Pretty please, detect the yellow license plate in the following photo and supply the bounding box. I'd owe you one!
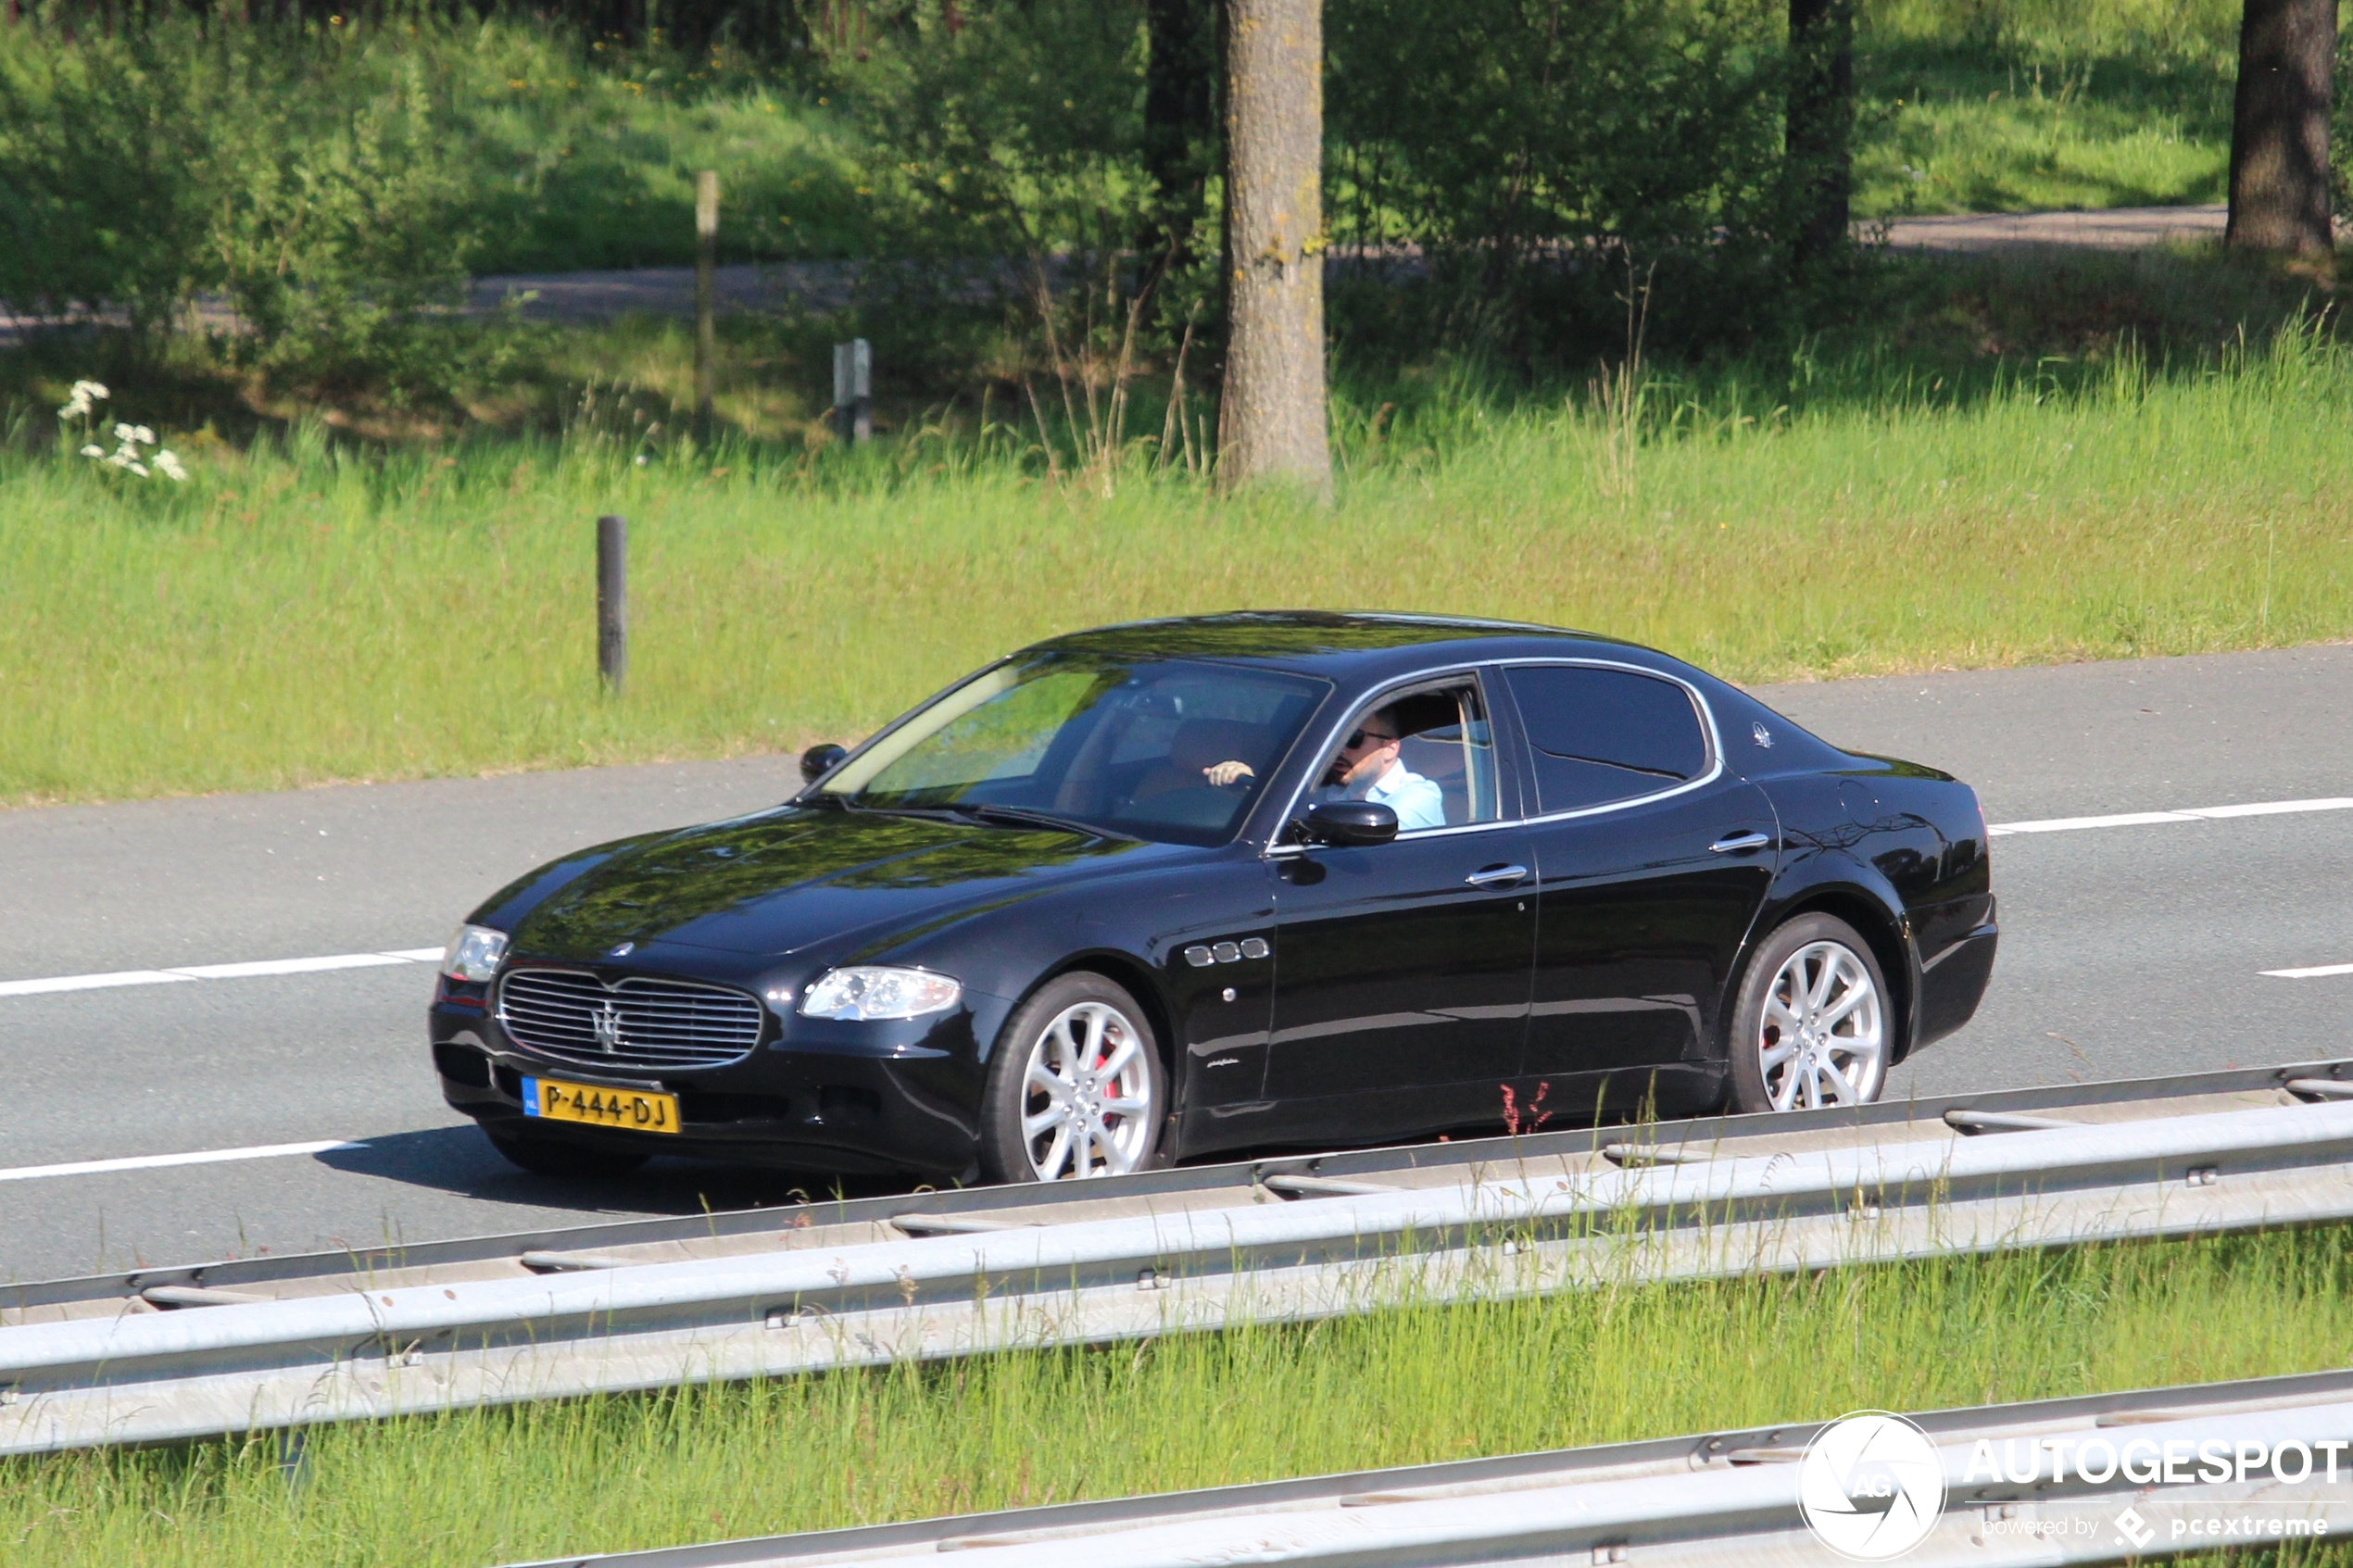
[522,1074,680,1135]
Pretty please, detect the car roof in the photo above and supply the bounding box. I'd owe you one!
[1026,610,1676,684]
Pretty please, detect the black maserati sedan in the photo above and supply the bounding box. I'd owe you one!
[430,612,1996,1185]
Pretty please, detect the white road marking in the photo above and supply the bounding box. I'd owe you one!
[0,1138,368,1184]
[2261,962,2353,980]
[0,947,444,999]
[1990,797,2353,836]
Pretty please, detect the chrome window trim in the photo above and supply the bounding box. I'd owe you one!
[1495,657,1725,825]
[1262,655,1725,858]
[1263,661,1499,859]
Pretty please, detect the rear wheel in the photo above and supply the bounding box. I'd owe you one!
[978,972,1168,1184]
[1727,914,1892,1113]
[483,1125,651,1180]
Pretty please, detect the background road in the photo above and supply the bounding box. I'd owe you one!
[3,644,2347,1284]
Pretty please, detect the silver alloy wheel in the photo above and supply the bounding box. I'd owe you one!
[1019,999,1156,1179]
[1756,939,1886,1110]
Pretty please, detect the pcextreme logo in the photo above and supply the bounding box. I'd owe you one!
[1797,1411,1947,1561]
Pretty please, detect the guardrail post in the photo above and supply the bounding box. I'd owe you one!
[833,337,871,445]
[598,514,627,695]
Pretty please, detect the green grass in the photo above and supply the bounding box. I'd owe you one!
[1853,45,2231,218]
[1852,0,2238,218]
[7,264,2352,808]
[442,32,875,273]
[6,1228,2353,1565]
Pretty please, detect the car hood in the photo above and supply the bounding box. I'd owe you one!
[508,806,1159,961]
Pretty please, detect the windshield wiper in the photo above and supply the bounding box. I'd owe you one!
[943,803,1138,841]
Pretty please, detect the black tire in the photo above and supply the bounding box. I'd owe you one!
[483,1124,652,1180]
[978,972,1170,1184]
[1726,913,1894,1114]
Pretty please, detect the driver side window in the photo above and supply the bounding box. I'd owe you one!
[1312,681,1500,834]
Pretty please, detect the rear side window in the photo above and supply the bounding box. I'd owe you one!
[1503,664,1710,814]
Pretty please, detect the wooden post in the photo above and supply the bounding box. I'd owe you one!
[694,170,719,422]
[597,515,627,695]
[833,338,872,445]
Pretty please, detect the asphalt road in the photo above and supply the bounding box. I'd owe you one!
[2,644,2348,1284]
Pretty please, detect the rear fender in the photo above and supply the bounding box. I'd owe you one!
[1723,856,1920,1066]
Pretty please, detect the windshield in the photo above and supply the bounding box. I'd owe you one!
[819,655,1329,847]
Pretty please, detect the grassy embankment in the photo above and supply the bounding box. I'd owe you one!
[6,1228,2353,1566]
[1853,0,2237,218]
[6,280,2351,808]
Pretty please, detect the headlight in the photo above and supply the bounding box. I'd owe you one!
[798,966,962,1022]
[441,924,509,984]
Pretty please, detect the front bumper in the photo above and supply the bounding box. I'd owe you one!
[429,981,990,1176]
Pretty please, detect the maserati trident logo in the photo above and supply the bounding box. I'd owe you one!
[591,998,624,1055]
[609,941,635,958]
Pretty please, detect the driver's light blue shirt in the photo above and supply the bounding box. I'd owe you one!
[1315,762,1446,833]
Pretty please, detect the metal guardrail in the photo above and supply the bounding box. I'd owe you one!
[497,1367,2353,1568]
[4,1059,2353,1455]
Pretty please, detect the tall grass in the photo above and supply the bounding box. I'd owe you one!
[5,1226,2353,1565]
[7,318,2353,807]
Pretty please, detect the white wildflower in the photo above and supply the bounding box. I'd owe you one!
[76,393,182,480]
[57,380,108,420]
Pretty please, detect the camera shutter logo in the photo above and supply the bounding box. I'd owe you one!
[1797,1411,1946,1561]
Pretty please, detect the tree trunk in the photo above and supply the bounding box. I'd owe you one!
[2227,0,2336,260]
[1785,0,1855,283]
[1218,0,1330,494]
[1142,0,1217,267]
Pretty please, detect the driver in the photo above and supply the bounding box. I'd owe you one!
[1305,707,1444,831]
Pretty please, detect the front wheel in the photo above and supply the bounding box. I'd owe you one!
[1726,914,1892,1113]
[978,973,1167,1184]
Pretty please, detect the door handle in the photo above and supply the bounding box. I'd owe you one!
[1466,863,1529,889]
[1709,831,1773,855]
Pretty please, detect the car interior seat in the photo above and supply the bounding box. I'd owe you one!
[1399,730,1469,825]
[1131,718,1268,805]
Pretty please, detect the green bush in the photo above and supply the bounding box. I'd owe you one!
[0,22,479,395]
[1325,0,1790,364]
[0,19,874,400]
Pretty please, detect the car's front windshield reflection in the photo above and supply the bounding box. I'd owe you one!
[818,655,1329,847]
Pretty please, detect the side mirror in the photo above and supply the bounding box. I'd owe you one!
[1299,800,1399,847]
[799,743,848,784]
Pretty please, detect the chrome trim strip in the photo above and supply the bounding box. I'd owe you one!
[1493,657,1726,826]
[1262,656,1730,857]
[1262,661,1493,857]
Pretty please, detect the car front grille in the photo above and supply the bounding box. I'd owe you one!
[497,968,764,1073]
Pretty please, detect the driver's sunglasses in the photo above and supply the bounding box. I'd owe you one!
[1345,727,1398,749]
